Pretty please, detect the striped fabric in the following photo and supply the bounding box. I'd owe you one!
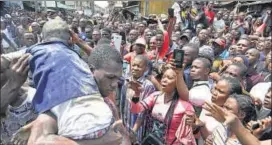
[120,75,156,143]
[212,123,242,145]
[72,118,114,140]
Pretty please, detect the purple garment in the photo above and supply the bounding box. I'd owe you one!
[26,41,99,113]
[259,52,265,61]
[246,72,265,92]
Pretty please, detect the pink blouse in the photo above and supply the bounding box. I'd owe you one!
[131,91,196,145]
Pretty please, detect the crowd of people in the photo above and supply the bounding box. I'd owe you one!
[1,1,271,145]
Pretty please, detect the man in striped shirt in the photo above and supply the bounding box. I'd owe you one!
[120,55,156,144]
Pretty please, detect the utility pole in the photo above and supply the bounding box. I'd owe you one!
[90,0,95,17]
[144,0,148,16]
[55,1,58,10]
[34,1,38,12]
[44,1,47,11]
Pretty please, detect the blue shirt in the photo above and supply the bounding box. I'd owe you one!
[219,49,229,60]
[26,41,99,113]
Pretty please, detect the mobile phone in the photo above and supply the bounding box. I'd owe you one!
[251,123,260,130]
[173,49,184,68]
[168,8,174,18]
[131,97,140,103]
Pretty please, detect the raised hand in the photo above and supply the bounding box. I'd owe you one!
[203,101,238,126]
[247,116,272,138]
[168,58,185,74]
[128,81,143,96]
[69,29,82,44]
[7,53,31,88]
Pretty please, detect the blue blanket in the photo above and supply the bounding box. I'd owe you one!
[26,41,99,113]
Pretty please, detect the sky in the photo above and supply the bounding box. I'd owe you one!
[94,1,108,8]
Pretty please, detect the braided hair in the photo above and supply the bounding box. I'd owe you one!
[230,94,257,125]
[164,89,179,142]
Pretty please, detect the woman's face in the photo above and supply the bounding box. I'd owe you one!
[223,98,242,120]
[161,69,177,93]
[211,80,231,106]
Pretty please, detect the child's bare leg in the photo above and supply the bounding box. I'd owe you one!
[12,121,35,145]
[28,113,58,145]
[12,112,58,145]
[34,134,78,145]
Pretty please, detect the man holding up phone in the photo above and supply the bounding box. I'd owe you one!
[120,55,156,144]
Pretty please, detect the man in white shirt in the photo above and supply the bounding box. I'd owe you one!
[250,82,271,104]
[189,57,212,116]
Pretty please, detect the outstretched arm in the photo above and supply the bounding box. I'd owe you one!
[70,30,93,56]
[203,102,270,145]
